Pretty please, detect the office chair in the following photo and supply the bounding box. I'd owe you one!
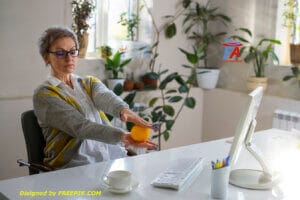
[17,110,137,175]
[17,110,53,175]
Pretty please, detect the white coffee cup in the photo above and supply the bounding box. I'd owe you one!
[106,170,132,190]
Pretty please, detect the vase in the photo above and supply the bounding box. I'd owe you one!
[78,32,89,58]
[196,68,220,89]
[290,44,300,66]
[246,77,268,91]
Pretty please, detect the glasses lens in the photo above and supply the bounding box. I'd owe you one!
[69,50,79,57]
[55,51,66,58]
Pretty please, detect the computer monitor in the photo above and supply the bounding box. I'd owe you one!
[228,86,280,190]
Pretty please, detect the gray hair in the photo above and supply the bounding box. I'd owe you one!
[38,26,79,57]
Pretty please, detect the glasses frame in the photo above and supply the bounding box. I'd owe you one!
[48,49,79,58]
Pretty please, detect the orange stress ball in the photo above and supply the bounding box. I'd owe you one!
[130,125,151,142]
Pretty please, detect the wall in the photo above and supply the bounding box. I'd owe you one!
[202,88,300,141]
[0,0,71,180]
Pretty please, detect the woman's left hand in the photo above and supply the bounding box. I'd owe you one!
[120,108,154,129]
[121,133,157,149]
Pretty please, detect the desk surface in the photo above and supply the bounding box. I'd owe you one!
[0,129,299,200]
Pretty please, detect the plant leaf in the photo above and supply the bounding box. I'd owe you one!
[123,90,136,105]
[185,97,196,108]
[168,96,183,103]
[165,23,177,39]
[163,130,170,141]
[113,83,123,95]
[149,97,158,107]
[163,105,175,116]
[166,120,175,130]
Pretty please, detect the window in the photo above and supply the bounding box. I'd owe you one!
[87,0,153,56]
[275,0,300,66]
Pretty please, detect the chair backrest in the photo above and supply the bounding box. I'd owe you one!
[21,110,45,175]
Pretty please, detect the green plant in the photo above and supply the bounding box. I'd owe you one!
[142,0,192,74]
[182,1,231,68]
[118,12,141,41]
[282,0,298,35]
[139,47,201,150]
[283,66,300,82]
[232,28,281,77]
[97,45,112,58]
[105,51,132,79]
[71,0,95,47]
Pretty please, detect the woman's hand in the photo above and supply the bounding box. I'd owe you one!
[121,133,157,149]
[120,108,154,129]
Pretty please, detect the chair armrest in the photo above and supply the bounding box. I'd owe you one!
[17,159,54,172]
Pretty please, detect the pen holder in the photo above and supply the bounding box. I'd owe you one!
[211,166,230,199]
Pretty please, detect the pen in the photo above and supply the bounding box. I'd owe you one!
[211,155,230,169]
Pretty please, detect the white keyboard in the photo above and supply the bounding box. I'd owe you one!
[151,156,204,190]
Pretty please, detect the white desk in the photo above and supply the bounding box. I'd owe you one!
[0,129,299,200]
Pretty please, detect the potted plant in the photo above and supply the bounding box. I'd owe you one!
[232,28,281,91]
[139,47,199,150]
[118,11,141,42]
[123,73,135,91]
[283,66,300,85]
[71,0,95,58]
[97,45,112,59]
[282,0,300,83]
[283,0,300,65]
[105,50,132,90]
[182,1,231,89]
[141,0,191,89]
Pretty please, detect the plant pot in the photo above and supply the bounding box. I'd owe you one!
[123,80,135,91]
[78,32,89,58]
[196,68,220,89]
[290,44,300,65]
[246,77,268,91]
[134,82,144,90]
[142,75,158,89]
[107,79,125,90]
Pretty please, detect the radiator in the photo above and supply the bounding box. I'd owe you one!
[272,109,300,131]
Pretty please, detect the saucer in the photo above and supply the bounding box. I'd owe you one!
[101,177,139,194]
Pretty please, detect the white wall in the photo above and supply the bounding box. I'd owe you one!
[0,0,73,180]
[202,88,300,141]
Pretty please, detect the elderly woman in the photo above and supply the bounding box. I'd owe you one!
[34,26,155,169]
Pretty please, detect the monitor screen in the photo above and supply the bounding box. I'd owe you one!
[228,86,263,166]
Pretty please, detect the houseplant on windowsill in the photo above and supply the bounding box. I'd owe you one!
[71,0,95,58]
[182,1,231,89]
[232,28,281,91]
[105,50,132,90]
[282,0,300,84]
[97,45,112,59]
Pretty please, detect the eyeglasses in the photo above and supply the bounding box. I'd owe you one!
[48,49,79,58]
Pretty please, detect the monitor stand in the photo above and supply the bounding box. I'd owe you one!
[229,120,281,190]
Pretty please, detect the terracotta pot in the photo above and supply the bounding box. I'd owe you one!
[134,82,144,90]
[123,80,135,91]
[142,76,158,89]
[246,77,268,91]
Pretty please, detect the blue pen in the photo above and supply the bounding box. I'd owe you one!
[225,155,230,166]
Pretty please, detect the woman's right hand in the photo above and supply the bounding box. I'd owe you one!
[121,133,157,149]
